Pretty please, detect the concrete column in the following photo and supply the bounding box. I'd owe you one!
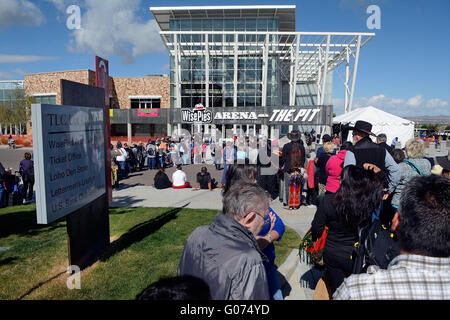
[127,121,132,144]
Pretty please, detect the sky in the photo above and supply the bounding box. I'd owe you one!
[0,0,449,117]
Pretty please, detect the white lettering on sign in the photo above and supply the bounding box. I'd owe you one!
[268,108,321,123]
[31,104,106,224]
[214,111,258,120]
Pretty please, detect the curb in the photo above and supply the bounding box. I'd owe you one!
[277,249,299,292]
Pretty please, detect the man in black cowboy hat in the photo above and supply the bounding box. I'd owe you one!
[343,120,401,200]
[280,130,307,207]
[436,153,450,179]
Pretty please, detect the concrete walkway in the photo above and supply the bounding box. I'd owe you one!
[111,183,319,300]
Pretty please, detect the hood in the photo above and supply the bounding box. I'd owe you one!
[336,149,347,161]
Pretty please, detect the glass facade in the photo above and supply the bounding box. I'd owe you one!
[169,17,280,109]
[0,81,25,104]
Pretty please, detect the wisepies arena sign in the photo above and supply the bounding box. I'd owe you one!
[179,106,332,126]
[181,105,213,123]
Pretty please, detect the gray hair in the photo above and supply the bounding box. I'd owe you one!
[377,133,387,142]
[405,138,425,159]
[223,183,269,221]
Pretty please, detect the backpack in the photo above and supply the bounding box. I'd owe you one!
[351,218,400,274]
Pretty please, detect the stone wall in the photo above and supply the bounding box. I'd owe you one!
[110,75,170,109]
[25,70,95,104]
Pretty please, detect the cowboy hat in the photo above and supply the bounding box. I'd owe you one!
[347,120,373,135]
[436,152,450,171]
[287,130,301,141]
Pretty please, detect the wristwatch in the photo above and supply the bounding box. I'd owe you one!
[266,233,273,243]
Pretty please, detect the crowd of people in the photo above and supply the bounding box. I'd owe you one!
[1,118,448,301]
[138,119,449,301]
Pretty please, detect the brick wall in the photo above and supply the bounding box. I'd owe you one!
[110,75,170,109]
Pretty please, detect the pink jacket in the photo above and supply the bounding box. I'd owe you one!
[325,150,347,193]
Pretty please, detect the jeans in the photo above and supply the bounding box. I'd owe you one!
[22,179,34,201]
[267,264,283,300]
[118,161,126,180]
[147,157,156,170]
[0,187,3,207]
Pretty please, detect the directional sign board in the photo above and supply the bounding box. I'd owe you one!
[32,103,106,224]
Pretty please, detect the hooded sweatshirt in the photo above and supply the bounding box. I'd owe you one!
[325,149,347,193]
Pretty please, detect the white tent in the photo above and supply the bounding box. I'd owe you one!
[333,106,415,148]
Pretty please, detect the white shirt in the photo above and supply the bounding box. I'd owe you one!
[172,169,187,187]
[116,148,127,162]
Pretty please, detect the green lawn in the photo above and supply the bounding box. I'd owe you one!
[0,204,300,300]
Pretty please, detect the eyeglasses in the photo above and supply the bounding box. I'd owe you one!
[246,208,269,222]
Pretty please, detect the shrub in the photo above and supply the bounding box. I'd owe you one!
[0,138,7,145]
[23,140,31,147]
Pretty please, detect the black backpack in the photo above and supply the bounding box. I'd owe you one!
[351,218,400,274]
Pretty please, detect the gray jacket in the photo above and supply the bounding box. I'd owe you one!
[391,158,431,207]
[178,213,270,300]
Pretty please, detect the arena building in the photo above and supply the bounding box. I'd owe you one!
[14,4,374,142]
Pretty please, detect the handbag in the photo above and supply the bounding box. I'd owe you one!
[299,226,328,266]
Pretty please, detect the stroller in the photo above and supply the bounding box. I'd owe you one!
[2,170,24,207]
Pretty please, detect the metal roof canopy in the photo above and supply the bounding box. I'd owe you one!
[150,5,296,32]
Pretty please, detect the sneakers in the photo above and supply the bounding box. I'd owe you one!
[307,204,317,209]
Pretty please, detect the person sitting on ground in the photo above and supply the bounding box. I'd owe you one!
[178,182,270,300]
[311,165,384,296]
[137,275,211,300]
[334,175,450,300]
[154,167,172,190]
[193,167,213,191]
[172,164,190,189]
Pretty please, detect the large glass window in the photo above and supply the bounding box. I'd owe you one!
[34,95,56,104]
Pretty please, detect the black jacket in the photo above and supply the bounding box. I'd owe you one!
[154,172,172,189]
[178,213,270,300]
[281,140,306,173]
[311,193,358,258]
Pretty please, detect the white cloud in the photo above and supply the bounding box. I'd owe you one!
[334,94,450,116]
[68,0,165,65]
[407,94,424,107]
[0,54,57,63]
[426,98,448,108]
[0,0,45,29]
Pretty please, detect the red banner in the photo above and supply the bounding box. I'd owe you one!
[137,109,159,117]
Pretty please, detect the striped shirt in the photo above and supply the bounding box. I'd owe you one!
[333,254,450,300]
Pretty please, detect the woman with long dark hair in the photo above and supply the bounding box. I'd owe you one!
[311,165,384,295]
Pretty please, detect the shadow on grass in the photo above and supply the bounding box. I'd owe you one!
[0,256,17,267]
[0,206,66,239]
[100,205,188,262]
